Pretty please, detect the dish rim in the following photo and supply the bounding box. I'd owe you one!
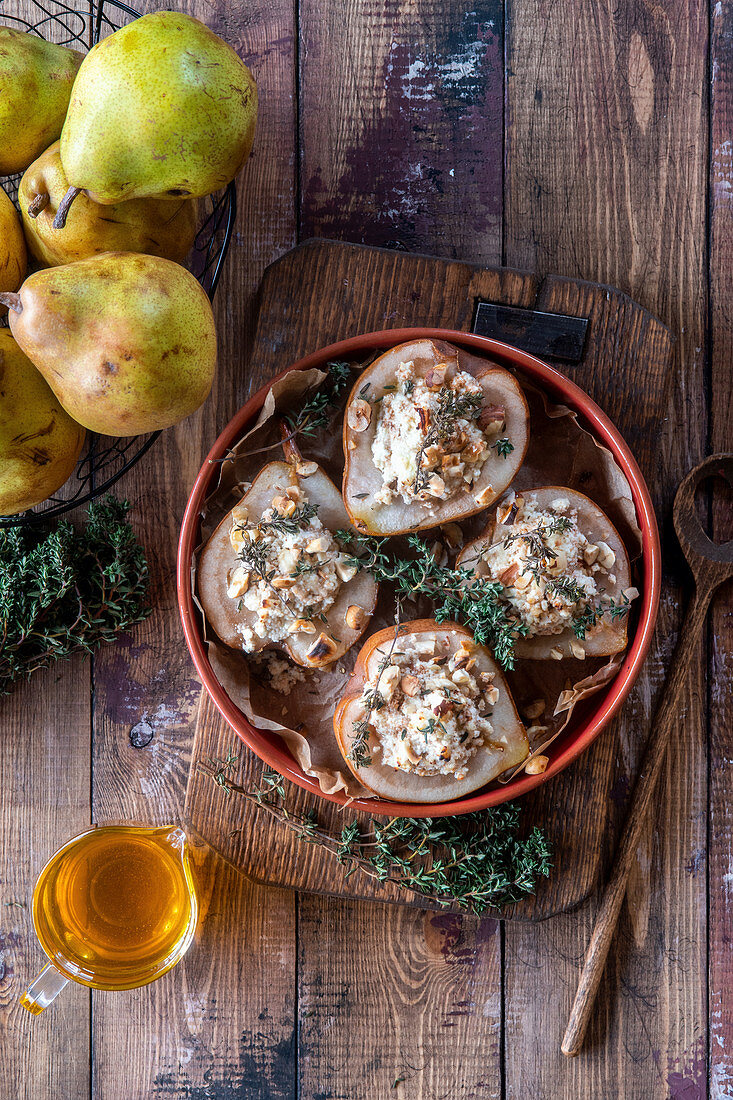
[177,327,661,818]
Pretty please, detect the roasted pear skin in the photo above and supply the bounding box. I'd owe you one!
[58,11,257,214]
[198,460,378,669]
[19,142,198,268]
[0,330,85,515]
[457,486,633,659]
[0,189,26,318]
[0,252,217,437]
[342,339,529,536]
[335,620,529,803]
[0,29,83,175]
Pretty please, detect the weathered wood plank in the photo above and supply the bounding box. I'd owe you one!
[0,662,91,1100]
[503,0,709,1092]
[90,0,300,1096]
[708,2,733,1096]
[298,900,502,1100]
[296,2,506,1094]
[0,4,92,1096]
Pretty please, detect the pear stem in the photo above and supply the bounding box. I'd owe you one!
[0,293,22,314]
[27,192,50,218]
[52,186,82,229]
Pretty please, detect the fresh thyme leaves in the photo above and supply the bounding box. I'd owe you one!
[350,626,402,767]
[571,592,630,638]
[413,386,484,495]
[492,436,514,458]
[200,756,552,913]
[335,531,525,669]
[0,497,150,695]
[544,576,587,604]
[285,359,353,439]
[258,502,318,536]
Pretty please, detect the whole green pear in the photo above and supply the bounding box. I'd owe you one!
[59,11,257,210]
[0,28,83,175]
[19,142,199,267]
[0,187,26,317]
[0,330,85,515]
[0,252,217,436]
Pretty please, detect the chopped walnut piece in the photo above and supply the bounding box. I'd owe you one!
[226,566,250,599]
[347,399,372,432]
[596,541,616,571]
[289,618,317,635]
[569,640,586,660]
[623,586,640,601]
[295,460,318,478]
[474,483,496,508]
[549,647,564,661]
[400,674,420,697]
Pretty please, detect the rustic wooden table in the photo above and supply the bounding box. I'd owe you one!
[1,1,731,1097]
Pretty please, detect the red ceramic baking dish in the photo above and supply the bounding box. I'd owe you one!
[178,328,661,818]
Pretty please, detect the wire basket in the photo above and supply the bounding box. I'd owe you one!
[0,0,236,527]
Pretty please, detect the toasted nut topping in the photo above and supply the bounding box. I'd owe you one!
[433,699,453,717]
[306,536,330,553]
[348,398,372,432]
[583,543,600,566]
[484,685,500,706]
[498,562,520,586]
[426,474,446,498]
[474,483,496,508]
[479,670,495,685]
[335,559,358,582]
[345,605,367,631]
[230,525,247,552]
[272,495,296,517]
[226,566,250,599]
[422,443,442,467]
[400,674,420,697]
[451,668,472,686]
[441,522,463,550]
[348,439,357,450]
[569,639,586,660]
[296,460,318,478]
[378,663,402,699]
[285,484,302,501]
[403,742,420,765]
[271,576,295,590]
[478,402,506,430]
[513,572,532,591]
[290,618,317,635]
[425,364,448,389]
[596,541,616,571]
[525,754,549,775]
[418,407,431,431]
[306,632,339,663]
[496,493,518,526]
[549,647,564,661]
[623,586,640,601]
[523,699,546,720]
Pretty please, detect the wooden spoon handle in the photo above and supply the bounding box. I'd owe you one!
[561,583,714,1057]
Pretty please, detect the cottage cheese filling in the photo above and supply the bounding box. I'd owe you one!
[370,360,505,506]
[360,635,505,780]
[226,485,357,653]
[477,496,617,636]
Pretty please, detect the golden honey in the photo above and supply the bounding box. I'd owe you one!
[29,825,197,991]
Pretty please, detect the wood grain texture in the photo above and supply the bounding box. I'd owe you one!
[89,0,300,1096]
[503,0,709,1093]
[298,899,502,1099]
[185,238,673,923]
[709,2,733,1096]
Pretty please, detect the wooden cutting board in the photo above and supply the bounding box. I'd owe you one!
[183,238,673,920]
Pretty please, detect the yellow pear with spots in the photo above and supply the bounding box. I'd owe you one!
[0,187,27,318]
[0,252,217,436]
[0,330,85,515]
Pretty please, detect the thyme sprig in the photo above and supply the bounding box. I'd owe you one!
[0,497,150,694]
[413,386,484,494]
[285,359,353,439]
[336,531,526,669]
[350,624,402,767]
[200,756,552,914]
[491,437,515,458]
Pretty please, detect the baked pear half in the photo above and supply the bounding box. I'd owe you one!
[342,339,529,535]
[334,620,529,802]
[198,459,378,668]
[457,487,634,660]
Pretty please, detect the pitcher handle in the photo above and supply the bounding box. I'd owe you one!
[20,962,69,1015]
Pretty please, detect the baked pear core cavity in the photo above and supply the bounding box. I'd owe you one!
[342,339,529,535]
[198,459,378,668]
[334,620,529,803]
[457,487,634,660]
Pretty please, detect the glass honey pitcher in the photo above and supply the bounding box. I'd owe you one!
[21,824,198,1014]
